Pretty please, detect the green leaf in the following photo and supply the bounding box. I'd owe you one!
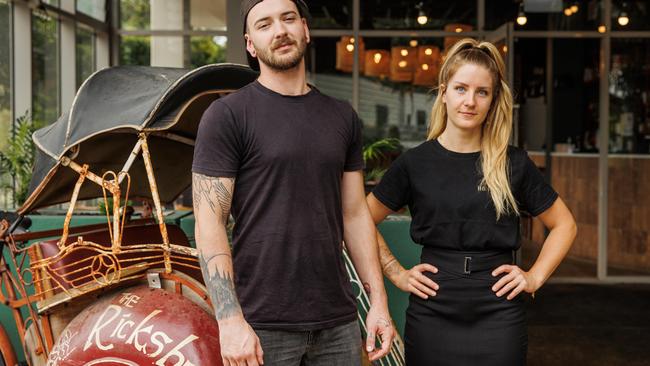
[362,137,400,164]
[0,111,35,206]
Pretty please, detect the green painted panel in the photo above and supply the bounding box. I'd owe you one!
[178,213,196,248]
[377,217,420,337]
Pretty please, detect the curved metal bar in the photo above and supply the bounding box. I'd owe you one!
[139,134,171,274]
[343,246,406,365]
[58,164,89,249]
[101,171,119,248]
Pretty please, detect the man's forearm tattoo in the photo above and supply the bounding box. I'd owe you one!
[199,250,242,320]
[192,173,234,224]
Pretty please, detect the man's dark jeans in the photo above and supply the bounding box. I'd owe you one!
[255,321,362,366]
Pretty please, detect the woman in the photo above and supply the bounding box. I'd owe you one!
[367,38,577,365]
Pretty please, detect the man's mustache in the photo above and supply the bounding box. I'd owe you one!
[272,37,296,50]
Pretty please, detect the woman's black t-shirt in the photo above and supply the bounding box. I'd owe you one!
[372,139,558,251]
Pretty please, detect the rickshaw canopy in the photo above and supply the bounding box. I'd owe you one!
[19,64,258,214]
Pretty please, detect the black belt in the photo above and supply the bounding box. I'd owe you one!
[420,247,515,277]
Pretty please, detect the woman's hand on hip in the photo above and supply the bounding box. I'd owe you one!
[395,264,439,299]
[491,265,539,300]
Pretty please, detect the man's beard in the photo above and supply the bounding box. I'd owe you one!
[254,35,307,71]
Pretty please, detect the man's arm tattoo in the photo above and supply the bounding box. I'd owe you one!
[192,173,234,224]
[199,250,242,320]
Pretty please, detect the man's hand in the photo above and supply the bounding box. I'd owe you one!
[364,305,396,361]
[218,316,264,366]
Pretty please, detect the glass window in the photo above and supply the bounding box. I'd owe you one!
[361,0,476,30]
[0,0,12,209]
[32,10,59,129]
[607,38,650,276]
[609,39,650,154]
[76,26,95,89]
[513,39,601,152]
[552,39,600,153]
[611,0,650,31]
[121,0,150,30]
[516,38,600,278]
[308,37,353,104]
[120,36,151,65]
[77,0,106,22]
[550,39,600,279]
[309,0,352,29]
[516,38,547,151]
[356,37,438,145]
[487,0,603,31]
[190,36,227,68]
[190,0,226,31]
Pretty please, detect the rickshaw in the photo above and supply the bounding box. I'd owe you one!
[0,64,405,365]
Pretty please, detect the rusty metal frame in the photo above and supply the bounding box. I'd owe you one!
[0,132,200,362]
[58,164,88,249]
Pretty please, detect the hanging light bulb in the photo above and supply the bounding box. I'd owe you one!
[401,49,409,57]
[421,64,429,71]
[598,24,606,33]
[516,3,527,26]
[417,10,428,25]
[564,7,573,16]
[618,11,629,26]
[424,48,433,55]
[398,60,407,68]
[373,52,382,64]
[570,2,579,13]
[349,37,355,44]
[346,44,354,52]
[410,39,418,47]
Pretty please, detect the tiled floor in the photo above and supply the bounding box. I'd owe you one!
[527,284,650,366]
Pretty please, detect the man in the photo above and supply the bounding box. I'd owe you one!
[191,0,395,365]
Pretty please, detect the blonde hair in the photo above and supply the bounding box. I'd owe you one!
[427,38,518,219]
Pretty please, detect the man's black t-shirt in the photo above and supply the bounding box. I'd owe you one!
[373,139,558,251]
[192,81,363,330]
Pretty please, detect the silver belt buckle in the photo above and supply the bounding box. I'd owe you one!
[464,256,472,274]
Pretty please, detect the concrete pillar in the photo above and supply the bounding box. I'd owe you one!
[226,0,246,65]
[60,0,75,13]
[150,0,184,67]
[13,2,31,120]
[96,32,110,70]
[60,16,75,111]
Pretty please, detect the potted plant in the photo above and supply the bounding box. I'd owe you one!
[0,112,35,208]
[362,137,401,194]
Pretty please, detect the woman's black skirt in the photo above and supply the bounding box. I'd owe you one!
[404,248,527,366]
